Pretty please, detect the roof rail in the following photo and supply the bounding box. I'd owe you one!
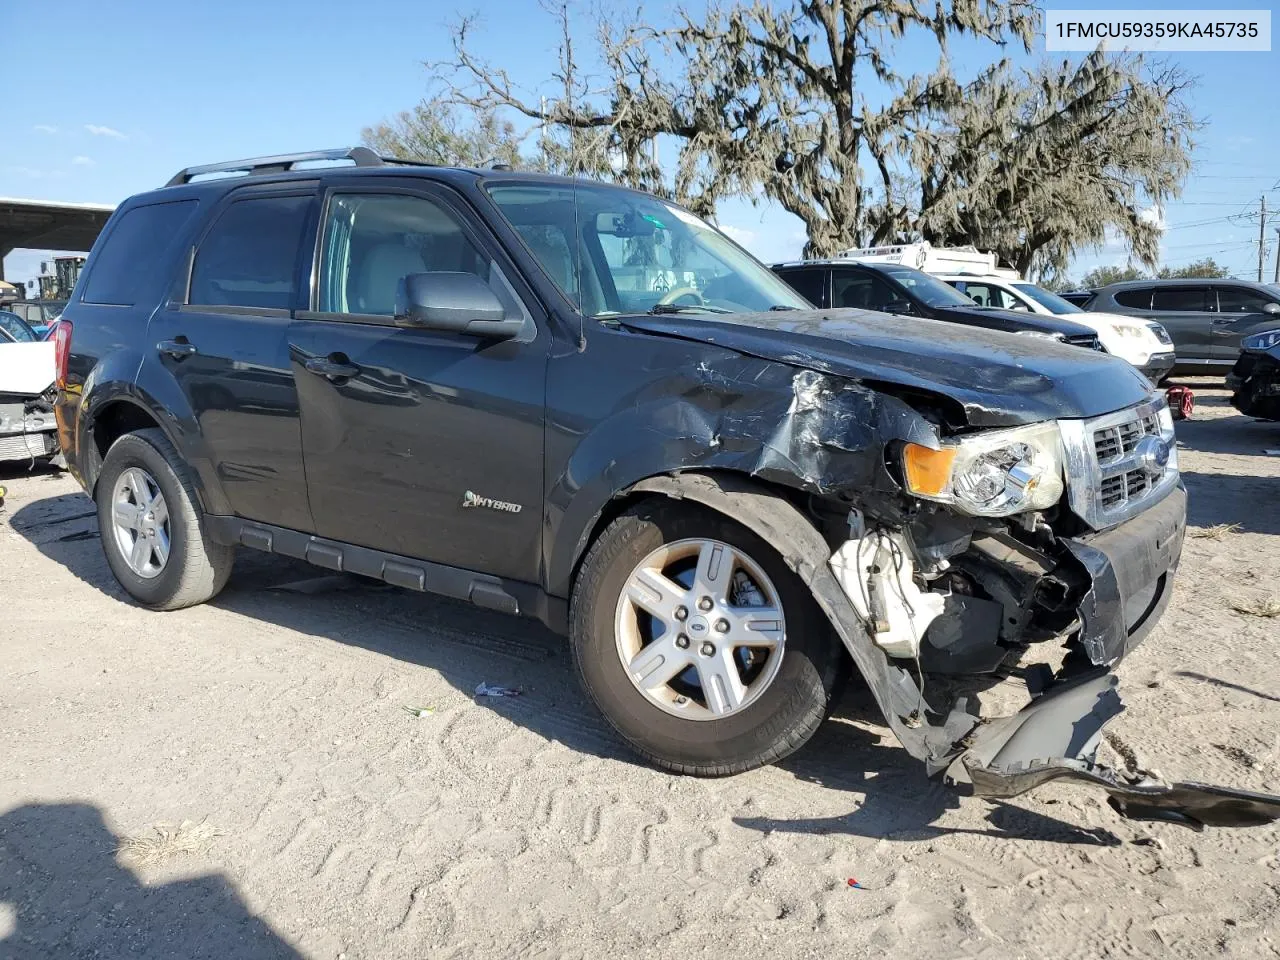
[164,147,427,187]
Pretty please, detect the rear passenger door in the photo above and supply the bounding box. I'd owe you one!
[141,183,317,532]
[289,181,548,583]
[1149,286,1213,362]
[1210,285,1280,359]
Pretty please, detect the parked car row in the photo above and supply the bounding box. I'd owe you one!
[45,148,1280,829]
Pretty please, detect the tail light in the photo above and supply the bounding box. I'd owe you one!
[52,320,73,389]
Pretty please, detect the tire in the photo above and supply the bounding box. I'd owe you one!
[96,428,234,610]
[570,499,842,776]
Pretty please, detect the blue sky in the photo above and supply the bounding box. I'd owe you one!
[3,0,1278,285]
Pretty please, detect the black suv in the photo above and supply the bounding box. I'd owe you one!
[772,259,1105,350]
[1086,279,1280,375]
[51,148,1276,824]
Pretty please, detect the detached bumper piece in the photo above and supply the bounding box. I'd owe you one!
[948,673,1280,830]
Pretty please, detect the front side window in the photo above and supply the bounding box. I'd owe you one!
[1151,287,1208,312]
[319,193,488,315]
[1216,286,1277,313]
[486,182,808,317]
[189,195,310,311]
[1011,283,1082,314]
[879,265,974,307]
[832,270,899,310]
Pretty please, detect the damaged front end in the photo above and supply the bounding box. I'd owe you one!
[613,313,1280,828]
[630,375,1278,830]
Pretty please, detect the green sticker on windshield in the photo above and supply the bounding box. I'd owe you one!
[642,214,666,229]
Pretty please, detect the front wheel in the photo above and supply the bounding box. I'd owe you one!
[570,500,842,776]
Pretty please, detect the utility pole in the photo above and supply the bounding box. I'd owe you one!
[1274,226,1280,284]
[1259,194,1268,282]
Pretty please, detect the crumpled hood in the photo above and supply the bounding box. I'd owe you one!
[621,308,1154,427]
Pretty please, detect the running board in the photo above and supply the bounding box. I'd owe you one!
[205,515,542,619]
[947,673,1280,830]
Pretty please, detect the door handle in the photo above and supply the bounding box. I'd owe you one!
[304,355,360,381]
[1211,316,1234,324]
[157,338,197,360]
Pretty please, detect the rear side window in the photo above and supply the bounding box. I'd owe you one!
[776,269,825,306]
[1114,288,1152,309]
[189,195,310,311]
[832,270,898,310]
[81,200,197,306]
[1216,286,1277,313]
[1151,288,1208,312]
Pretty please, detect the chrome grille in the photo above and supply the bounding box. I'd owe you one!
[1060,398,1178,529]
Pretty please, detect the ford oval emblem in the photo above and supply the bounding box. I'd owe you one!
[1134,436,1170,478]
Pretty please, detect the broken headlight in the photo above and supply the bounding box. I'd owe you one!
[901,422,1065,517]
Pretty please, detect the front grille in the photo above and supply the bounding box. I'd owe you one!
[1060,398,1178,529]
[1065,334,1105,352]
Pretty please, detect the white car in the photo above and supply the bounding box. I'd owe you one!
[0,312,59,465]
[935,274,1177,382]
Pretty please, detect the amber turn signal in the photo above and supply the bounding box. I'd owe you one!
[902,443,956,497]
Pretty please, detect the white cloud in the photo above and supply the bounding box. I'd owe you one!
[71,155,95,167]
[1139,205,1167,232]
[84,124,126,140]
[34,124,58,134]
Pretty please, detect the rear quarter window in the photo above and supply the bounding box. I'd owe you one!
[1113,289,1153,310]
[81,200,198,306]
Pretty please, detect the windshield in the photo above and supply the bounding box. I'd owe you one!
[1012,283,1082,314]
[485,182,810,317]
[880,265,976,308]
[0,311,37,343]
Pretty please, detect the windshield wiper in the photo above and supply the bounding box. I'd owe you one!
[647,303,733,315]
[768,304,799,311]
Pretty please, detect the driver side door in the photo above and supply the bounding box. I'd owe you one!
[289,181,549,583]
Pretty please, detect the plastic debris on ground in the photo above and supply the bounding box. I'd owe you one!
[402,705,435,718]
[847,878,866,890]
[475,682,522,698]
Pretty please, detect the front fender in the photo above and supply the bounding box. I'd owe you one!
[543,357,938,598]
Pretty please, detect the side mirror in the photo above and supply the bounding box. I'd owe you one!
[395,272,523,339]
[1263,302,1280,315]
[883,299,914,316]
[1010,302,1031,312]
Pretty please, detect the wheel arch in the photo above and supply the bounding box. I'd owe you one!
[80,388,228,516]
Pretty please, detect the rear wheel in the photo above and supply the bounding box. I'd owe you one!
[96,429,234,610]
[571,500,841,775]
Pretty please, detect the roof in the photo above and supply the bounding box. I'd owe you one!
[772,259,915,271]
[1099,277,1270,291]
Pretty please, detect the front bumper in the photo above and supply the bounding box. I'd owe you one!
[1138,351,1176,383]
[1066,484,1186,665]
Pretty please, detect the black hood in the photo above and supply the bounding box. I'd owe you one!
[930,303,1097,338]
[621,308,1154,428]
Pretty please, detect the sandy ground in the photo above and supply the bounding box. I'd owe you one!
[2,379,1278,960]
